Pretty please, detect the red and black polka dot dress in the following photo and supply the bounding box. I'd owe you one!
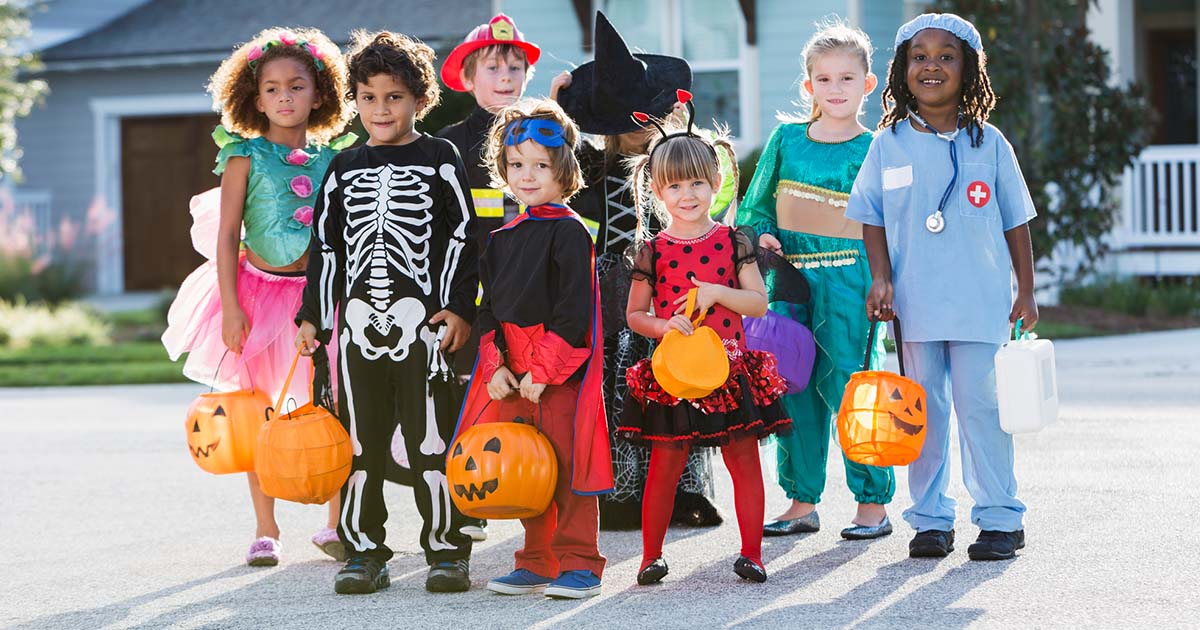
[619,225,791,447]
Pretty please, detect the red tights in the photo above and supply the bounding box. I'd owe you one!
[640,437,764,571]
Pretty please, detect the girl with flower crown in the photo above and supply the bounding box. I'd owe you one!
[161,27,356,567]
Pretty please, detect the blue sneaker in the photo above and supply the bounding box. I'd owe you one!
[486,568,553,595]
[544,570,601,599]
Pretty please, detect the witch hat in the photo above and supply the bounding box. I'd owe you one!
[556,11,692,135]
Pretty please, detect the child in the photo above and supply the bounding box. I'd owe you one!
[455,98,611,600]
[433,13,542,542]
[617,98,791,585]
[737,23,895,541]
[553,10,725,530]
[162,27,355,567]
[295,30,477,594]
[845,13,1037,561]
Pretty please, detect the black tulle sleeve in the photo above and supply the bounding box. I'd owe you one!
[627,239,657,284]
[733,225,758,274]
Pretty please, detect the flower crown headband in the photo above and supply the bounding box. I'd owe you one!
[247,31,328,72]
[631,90,717,165]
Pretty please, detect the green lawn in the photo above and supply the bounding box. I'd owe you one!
[0,341,188,387]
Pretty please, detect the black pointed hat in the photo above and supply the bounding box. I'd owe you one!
[556,11,692,135]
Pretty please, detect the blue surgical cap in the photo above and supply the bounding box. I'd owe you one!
[894,13,983,52]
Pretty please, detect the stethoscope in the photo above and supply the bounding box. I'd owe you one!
[908,107,963,234]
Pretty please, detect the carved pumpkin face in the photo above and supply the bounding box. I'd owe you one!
[837,371,927,467]
[184,390,270,475]
[446,421,557,519]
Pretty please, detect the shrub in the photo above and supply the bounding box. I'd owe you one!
[0,299,111,349]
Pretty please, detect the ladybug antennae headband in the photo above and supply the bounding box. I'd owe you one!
[631,90,716,164]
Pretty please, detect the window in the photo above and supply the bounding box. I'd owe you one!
[604,0,747,138]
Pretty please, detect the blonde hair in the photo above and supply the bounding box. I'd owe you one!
[207,27,352,144]
[628,122,736,239]
[485,98,584,200]
[779,21,873,124]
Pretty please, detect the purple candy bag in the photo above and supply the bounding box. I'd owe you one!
[743,310,816,394]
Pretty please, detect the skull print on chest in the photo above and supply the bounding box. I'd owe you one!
[339,163,465,361]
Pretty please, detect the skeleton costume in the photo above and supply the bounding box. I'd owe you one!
[296,134,477,564]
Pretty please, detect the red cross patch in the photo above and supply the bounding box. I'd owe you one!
[967,181,991,208]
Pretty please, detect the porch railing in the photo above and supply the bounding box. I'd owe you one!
[1122,145,1200,248]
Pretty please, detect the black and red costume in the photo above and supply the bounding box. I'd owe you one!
[618,224,790,572]
[455,203,612,579]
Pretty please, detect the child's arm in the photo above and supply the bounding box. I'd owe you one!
[736,127,784,253]
[296,160,345,355]
[429,144,479,353]
[862,225,895,321]
[217,157,250,354]
[1005,224,1038,333]
[474,251,519,400]
[674,228,768,318]
[520,224,596,403]
[625,242,695,338]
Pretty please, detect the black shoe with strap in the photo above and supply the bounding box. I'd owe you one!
[637,558,669,585]
[733,556,767,583]
[968,529,1025,561]
[909,529,955,558]
[334,555,390,595]
[426,558,471,593]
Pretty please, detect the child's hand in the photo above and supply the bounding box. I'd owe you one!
[1010,292,1039,334]
[659,314,694,337]
[295,321,319,356]
[488,366,519,401]
[758,233,783,254]
[519,372,547,404]
[429,309,470,353]
[222,306,250,354]
[866,279,894,322]
[549,71,572,100]
[675,277,723,317]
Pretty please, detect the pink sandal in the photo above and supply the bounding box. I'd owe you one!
[246,536,281,567]
[312,527,346,561]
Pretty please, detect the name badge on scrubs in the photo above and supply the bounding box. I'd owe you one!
[882,165,913,191]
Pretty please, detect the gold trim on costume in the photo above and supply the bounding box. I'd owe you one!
[785,249,860,270]
[776,181,850,208]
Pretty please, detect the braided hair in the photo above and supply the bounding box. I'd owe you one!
[879,38,996,147]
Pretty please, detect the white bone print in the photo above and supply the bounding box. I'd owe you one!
[342,164,435,301]
[344,296,425,361]
[422,470,455,551]
[418,326,447,457]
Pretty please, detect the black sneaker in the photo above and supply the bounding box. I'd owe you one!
[909,529,955,558]
[968,530,1025,561]
[334,555,390,594]
[426,559,471,593]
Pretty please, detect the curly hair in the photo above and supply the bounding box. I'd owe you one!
[207,27,352,144]
[345,30,441,119]
[879,37,996,147]
[627,120,736,239]
[484,98,584,200]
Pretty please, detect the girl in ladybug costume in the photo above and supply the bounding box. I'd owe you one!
[617,93,790,585]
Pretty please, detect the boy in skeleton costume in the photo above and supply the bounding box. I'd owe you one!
[296,31,476,595]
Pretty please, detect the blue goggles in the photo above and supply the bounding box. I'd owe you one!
[504,119,566,148]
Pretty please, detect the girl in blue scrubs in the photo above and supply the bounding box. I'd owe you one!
[845,13,1038,561]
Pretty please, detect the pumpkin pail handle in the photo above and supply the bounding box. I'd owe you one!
[862,317,908,377]
[684,288,707,326]
[274,349,304,416]
[210,349,258,393]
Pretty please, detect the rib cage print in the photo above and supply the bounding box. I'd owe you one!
[342,164,435,302]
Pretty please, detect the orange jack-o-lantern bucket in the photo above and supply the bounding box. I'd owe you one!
[651,288,730,399]
[184,353,271,474]
[447,408,557,520]
[255,350,352,505]
[837,319,927,467]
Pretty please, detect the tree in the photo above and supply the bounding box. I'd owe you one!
[932,0,1154,279]
[0,2,47,182]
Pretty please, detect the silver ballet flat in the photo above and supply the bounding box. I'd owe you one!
[840,516,893,540]
[763,511,820,536]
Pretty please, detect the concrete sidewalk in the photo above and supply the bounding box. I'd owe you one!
[1,329,1198,628]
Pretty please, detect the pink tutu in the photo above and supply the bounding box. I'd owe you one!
[162,254,332,408]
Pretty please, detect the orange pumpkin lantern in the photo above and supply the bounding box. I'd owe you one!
[447,419,557,519]
[255,351,352,505]
[651,289,730,399]
[184,389,270,475]
[836,320,927,467]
